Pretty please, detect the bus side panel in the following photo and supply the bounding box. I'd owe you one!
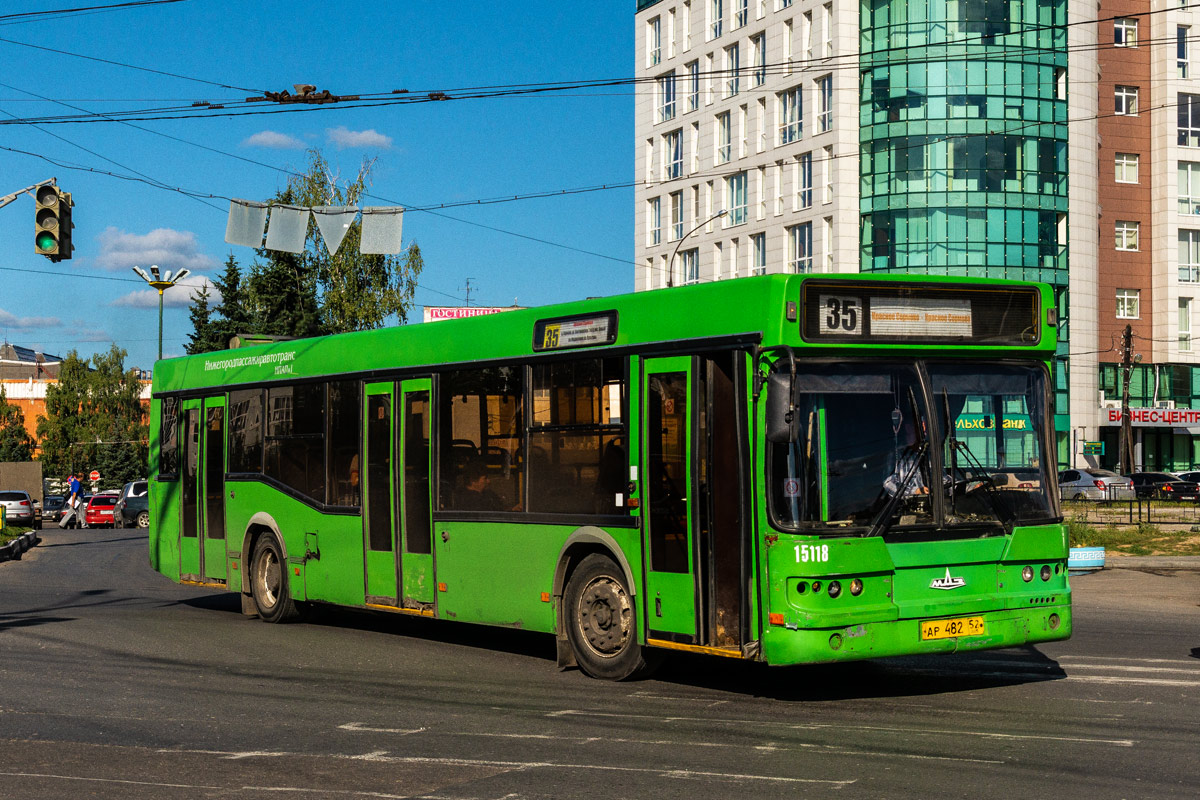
[226,482,365,608]
[434,521,640,633]
[149,478,181,580]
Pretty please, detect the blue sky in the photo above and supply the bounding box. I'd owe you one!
[0,1,635,370]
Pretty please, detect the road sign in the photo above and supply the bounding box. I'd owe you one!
[88,470,100,481]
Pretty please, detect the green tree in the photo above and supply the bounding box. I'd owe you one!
[0,386,36,461]
[185,281,221,355]
[36,346,147,490]
[211,253,251,343]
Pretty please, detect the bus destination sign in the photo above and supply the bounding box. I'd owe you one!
[802,280,1040,346]
[533,311,618,351]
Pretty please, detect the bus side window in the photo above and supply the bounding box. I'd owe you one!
[159,397,180,478]
[327,381,361,507]
[439,366,525,512]
[228,389,264,474]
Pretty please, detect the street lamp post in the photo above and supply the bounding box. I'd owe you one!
[667,209,727,288]
[132,265,190,361]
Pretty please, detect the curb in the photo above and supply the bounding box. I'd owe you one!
[1102,556,1200,571]
[0,531,39,563]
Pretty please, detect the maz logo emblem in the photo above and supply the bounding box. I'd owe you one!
[930,568,967,590]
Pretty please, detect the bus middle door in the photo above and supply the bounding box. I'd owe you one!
[641,356,698,642]
[363,382,399,605]
[398,379,434,608]
[180,395,227,584]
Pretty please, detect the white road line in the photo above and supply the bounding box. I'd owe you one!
[1067,675,1200,688]
[0,771,222,790]
[162,748,853,787]
[339,722,428,735]
[1059,655,1200,666]
[547,710,1135,747]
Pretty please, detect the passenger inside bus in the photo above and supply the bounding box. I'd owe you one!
[456,460,506,511]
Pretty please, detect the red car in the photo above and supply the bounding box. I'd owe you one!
[84,493,120,527]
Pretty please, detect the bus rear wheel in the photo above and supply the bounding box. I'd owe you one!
[565,554,658,680]
[250,534,301,623]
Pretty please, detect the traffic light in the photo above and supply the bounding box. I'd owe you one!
[34,185,73,261]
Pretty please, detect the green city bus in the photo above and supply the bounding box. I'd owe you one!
[148,274,1071,679]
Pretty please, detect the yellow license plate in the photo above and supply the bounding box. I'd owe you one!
[920,616,985,640]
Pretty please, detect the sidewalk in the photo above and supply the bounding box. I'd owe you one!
[1101,555,1200,571]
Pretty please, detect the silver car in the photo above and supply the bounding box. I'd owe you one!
[1058,468,1134,501]
[0,490,38,528]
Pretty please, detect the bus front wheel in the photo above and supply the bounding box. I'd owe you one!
[250,534,301,623]
[564,553,659,680]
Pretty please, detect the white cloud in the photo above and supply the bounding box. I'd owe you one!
[95,227,216,273]
[242,130,305,149]
[112,277,215,310]
[0,309,61,329]
[326,126,392,150]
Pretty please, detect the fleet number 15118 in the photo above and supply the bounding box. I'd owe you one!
[795,544,829,563]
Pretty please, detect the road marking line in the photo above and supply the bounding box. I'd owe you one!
[1067,675,1200,688]
[1059,655,1199,665]
[162,747,852,786]
[546,710,1134,747]
[0,771,222,791]
[339,722,427,735]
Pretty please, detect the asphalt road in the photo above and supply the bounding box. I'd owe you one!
[1,526,1198,800]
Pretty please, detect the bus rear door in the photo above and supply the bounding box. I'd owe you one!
[641,356,698,641]
[180,395,227,584]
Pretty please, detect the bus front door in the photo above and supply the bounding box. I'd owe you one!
[180,396,227,584]
[363,383,398,605]
[641,356,698,641]
[398,379,434,608]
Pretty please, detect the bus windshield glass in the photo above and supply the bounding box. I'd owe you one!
[769,361,1055,534]
[929,363,1055,527]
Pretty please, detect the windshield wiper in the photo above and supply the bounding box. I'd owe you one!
[868,440,929,539]
[946,438,1016,528]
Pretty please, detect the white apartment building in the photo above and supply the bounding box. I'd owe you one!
[633,0,859,291]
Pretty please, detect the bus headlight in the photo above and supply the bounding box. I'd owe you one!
[849,578,864,596]
[827,580,842,599]
[1022,566,1034,582]
[1040,565,1052,582]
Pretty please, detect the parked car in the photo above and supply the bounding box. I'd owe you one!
[114,480,149,528]
[0,490,38,528]
[1176,471,1200,484]
[83,492,120,528]
[1058,469,1135,501]
[41,495,67,525]
[1126,472,1200,500]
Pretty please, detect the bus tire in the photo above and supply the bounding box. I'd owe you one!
[250,534,300,623]
[564,553,658,680]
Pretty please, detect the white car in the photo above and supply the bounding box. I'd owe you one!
[1058,468,1134,501]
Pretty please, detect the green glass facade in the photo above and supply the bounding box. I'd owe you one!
[860,0,1070,462]
[859,0,1068,282]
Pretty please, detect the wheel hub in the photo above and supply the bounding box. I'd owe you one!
[578,576,631,657]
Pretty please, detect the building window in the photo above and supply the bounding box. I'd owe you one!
[1116,289,1140,319]
[1181,94,1200,146]
[683,0,692,50]
[1181,298,1193,351]
[717,111,732,164]
[824,216,833,270]
[823,3,833,57]
[779,86,802,144]
[648,17,662,67]
[726,171,748,224]
[1115,85,1139,116]
[1180,230,1200,281]
[680,247,700,284]
[664,129,683,179]
[1116,220,1140,251]
[687,61,700,112]
[657,72,676,123]
[709,0,723,39]
[670,191,685,240]
[1181,162,1200,214]
[752,232,766,274]
[735,0,749,28]
[752,34,766,86]
[1115,152,1139,184]
[648,197,662,246]
[725,43,741,97]
[817,75,833,132]
[823,145,834,202]
[788,223,813,272]
[781,0,793,7]
[798,152,813,208]
[1181,27,1192,78]
[1114,17,1138,47]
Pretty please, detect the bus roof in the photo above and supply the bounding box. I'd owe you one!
[152,274,1056,395]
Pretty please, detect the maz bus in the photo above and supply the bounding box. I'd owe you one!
[148,274,1071,680]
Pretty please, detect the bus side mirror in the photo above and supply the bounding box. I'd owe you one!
[765,372,799,443]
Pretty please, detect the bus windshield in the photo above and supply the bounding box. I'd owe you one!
[769,361,1055,535]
